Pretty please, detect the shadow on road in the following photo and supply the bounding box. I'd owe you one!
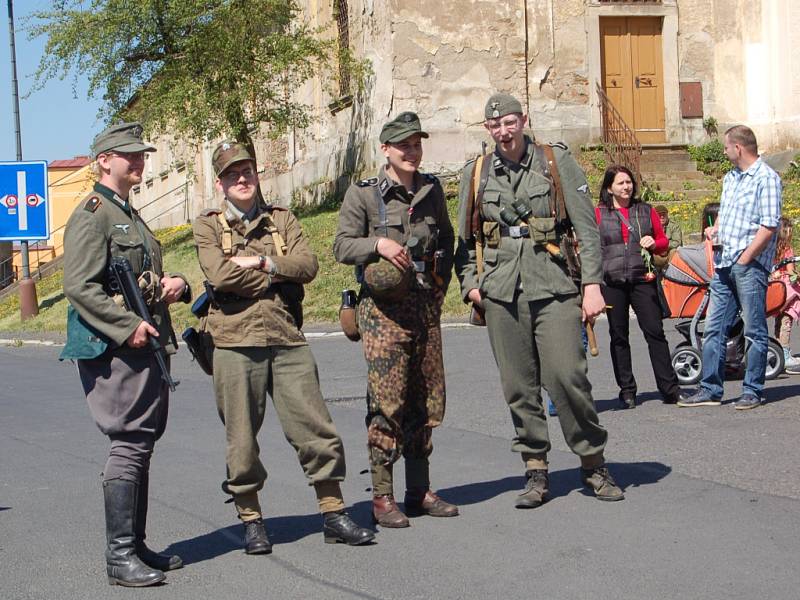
[162,524,242,565]
[421,461,671,506]
[594,391,666,413]
[766,381,800,404]
[164,503,378,565]
[552,461,672,499]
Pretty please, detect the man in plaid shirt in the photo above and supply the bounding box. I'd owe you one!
[679,125,782,410]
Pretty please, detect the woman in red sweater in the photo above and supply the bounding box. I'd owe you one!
[595,165,685,408]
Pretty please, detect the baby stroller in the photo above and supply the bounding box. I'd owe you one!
[661,242,787,385]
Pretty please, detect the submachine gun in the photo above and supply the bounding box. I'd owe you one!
[108,257,180,391]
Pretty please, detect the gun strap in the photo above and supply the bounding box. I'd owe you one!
[470,153,492,277]
[216,212,234,256]
[264,212,287,257]
[540,144,567,224]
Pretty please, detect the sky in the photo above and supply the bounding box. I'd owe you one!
[0,1,104,163]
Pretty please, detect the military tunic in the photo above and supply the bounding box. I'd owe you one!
[333,167,454,494]
[61,182,188,482]
[454,137,608,460]
[192,200,346,516]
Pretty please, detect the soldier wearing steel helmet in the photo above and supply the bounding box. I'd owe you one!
[454,93,625,509]
[192,140,375,555]
[61,122,191,586]
[334,111,458,528]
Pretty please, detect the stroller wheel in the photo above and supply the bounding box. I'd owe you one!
[671,344,702,385]
[763,340,785,380]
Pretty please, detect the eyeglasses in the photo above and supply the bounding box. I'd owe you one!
[100,150,146,161]
[221,167,256,182]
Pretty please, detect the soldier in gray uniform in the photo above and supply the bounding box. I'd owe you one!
[454,94,624,508]
[61,123,191,586]
[334,112,459,528]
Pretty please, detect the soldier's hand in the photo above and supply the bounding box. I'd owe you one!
[126,320,159,348]
[160,276,186,305]
[376,237,412,270]
[467,288,483,307]
[581,283,606,324]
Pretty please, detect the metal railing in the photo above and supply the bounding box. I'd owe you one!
[596,82,642,183]
[0,181,190,293]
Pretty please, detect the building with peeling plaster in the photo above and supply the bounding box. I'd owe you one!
[132,0,800,224]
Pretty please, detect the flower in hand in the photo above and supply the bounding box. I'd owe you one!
[641,247,656,282]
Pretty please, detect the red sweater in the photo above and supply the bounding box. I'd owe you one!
[594,205,669,255]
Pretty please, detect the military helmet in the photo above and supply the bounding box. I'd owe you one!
[363,259,413,301]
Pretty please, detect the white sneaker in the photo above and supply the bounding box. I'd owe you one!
[785,355,800,373]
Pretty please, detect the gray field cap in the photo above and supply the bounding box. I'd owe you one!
[484,93,524,120]
[92,122,156,157]
[379,111,429,144]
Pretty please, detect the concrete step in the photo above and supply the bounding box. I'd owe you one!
[642,170,709,181]
[640,158,698,170]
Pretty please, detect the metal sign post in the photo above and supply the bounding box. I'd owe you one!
[6,0,38,318]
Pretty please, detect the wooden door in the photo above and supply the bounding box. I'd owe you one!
[600,17,665,144]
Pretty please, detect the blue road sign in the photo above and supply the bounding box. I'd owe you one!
[0,161,49,241]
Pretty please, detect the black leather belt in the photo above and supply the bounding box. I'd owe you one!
[499,224,530,238]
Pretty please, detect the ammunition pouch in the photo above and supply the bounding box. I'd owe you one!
[529,216,557,244]
[482,221,501,248]
[138,270,161,307]
[181,326,214,376]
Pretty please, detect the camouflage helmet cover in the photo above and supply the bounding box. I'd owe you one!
[363,259,413,301]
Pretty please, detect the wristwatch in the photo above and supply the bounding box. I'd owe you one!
[257,255,266,271]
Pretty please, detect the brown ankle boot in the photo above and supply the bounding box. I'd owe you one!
[404,489,459,517]
[372,494,409,528]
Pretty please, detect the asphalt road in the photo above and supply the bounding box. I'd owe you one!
[2,318,800,599]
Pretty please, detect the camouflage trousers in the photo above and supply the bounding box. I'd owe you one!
[358,287,446,470]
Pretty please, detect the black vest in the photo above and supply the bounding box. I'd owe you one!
[599,202,653,284]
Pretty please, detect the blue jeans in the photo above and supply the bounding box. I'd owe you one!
[700,262,769,398]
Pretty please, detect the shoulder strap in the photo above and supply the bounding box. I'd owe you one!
[541,145,568,224]
[371,186,389,237]
[470,153,492,276]
[264,210,287,257]
[216,212,233,256]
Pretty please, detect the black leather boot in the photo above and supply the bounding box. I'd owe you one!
[103,479,165,587]
[323,511,375,545]
[243,518,272,555]
[135,473,183,571]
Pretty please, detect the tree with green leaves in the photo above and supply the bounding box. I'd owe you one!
[30,0,343,148]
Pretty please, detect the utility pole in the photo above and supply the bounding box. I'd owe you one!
[7,0,38,318]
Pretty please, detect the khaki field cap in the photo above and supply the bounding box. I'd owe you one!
[484,93,524,120]
[212,141,254,177]
[379,111,429,144]
[92,122,156,158]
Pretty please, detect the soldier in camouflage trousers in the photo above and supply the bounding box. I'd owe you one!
[334,112,459,528]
